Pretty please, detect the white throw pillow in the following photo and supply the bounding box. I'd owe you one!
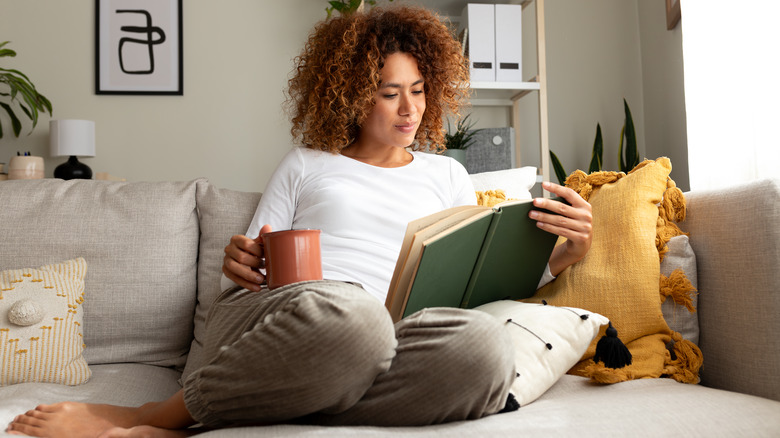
[470,167,537,200]
[475,300,608,406]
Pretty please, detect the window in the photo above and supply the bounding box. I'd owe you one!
[681,1,780,190]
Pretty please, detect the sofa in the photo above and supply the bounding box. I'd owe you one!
[1,175,779,437]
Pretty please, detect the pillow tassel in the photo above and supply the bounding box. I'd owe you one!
[498,393,521,413]
[593,322,632,369]
[662,331,703,384]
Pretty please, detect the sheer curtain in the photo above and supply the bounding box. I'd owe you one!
[681,0,780,191]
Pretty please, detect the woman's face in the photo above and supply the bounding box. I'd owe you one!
[359,52,426,150]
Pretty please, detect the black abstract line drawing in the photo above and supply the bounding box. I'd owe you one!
[116,9,166,75]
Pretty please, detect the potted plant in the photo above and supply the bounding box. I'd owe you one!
[326,0,393,17]
[0,41,52,179]
[549,98,638,184]
[442,114,482,167]
[1,41,53,140]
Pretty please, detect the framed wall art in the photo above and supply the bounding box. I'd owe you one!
[96,0,183,95]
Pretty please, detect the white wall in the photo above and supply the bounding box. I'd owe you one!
[1,0,688,191]
[1,0,324,192]
[469,0,688,190]
[638,0,688,190]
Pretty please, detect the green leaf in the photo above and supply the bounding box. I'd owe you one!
[589,123,603,173]
[0,41,15,58]
[0,101,23,138]
[623,98,638,171]
[445,113,482,149]
[618,124,626,172]
[549,150,568,185]
[0,42,53,137]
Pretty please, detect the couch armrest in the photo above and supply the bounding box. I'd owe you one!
[681,178,780,401]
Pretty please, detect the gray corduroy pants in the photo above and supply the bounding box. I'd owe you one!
[182,280,515,428]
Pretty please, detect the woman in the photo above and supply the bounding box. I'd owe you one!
[8,6,591,438]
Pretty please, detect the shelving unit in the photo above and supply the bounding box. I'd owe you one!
[416,0,550,187]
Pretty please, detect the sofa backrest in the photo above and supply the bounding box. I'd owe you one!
[683,178,780,401]
[0,179,200,369]
[180,180,262,381]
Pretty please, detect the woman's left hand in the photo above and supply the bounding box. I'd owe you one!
[529,181,593,276]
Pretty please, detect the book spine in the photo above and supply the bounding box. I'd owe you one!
[459,209,503,307]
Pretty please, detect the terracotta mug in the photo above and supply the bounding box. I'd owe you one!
[262,229,323,290]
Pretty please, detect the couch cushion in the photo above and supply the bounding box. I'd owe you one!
[683,178,780,401]
[0,363,182,428]
[181,180,262,382]
[190,375,780,437]
[0,179,200,368]
[475,301,608,406]
[523,158,701,383]
[660,235,699,344]
[469,166,536,201]
[0,258,90,386]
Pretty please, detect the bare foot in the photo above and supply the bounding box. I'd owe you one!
[98,425,201,438]
[6,402,143,438]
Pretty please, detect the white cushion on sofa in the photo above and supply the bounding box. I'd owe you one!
[475,300,608,406]
[469,166,537,200]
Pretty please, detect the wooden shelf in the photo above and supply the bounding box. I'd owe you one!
[422,0,550,191]
[469,81,541,106]
[470,81,540,91]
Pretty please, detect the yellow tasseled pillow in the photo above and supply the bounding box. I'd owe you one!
[523,158,702,384]
[475,189,512,207]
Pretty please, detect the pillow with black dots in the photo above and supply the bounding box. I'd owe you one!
[476,300,608,406]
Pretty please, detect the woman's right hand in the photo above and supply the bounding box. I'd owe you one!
[222,224,272,292]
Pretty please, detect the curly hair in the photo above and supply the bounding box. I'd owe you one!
[285,6,469,153]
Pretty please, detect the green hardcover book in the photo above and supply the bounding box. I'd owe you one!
[385,199,560,322]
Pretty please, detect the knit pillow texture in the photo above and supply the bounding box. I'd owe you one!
[0,258,91,386]
[524,157,702,384]
[476,300,609,406]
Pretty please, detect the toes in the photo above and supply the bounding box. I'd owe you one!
[7,420,40,436]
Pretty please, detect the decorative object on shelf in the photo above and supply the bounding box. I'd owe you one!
[50,119,96,180]
[8,154,44,179]
[465,127,516,174]
[460,3,496,82]
[325,0,392,17]
[0,41,53,140]
[96,0,183,95]
[459,3,524,82]
[443,114,482,167]
[549,99,638,184]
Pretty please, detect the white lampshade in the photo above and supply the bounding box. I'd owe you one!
[50,119,96,158]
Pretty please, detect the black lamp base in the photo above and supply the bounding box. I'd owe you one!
[54,156,92,180]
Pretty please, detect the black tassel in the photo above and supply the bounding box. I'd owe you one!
[593,322,632,369]
[498,393,520,413]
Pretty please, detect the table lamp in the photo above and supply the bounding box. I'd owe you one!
[50,119,96,180]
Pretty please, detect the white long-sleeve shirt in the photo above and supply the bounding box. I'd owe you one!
[225,147,476,302]
[221,147,554,301]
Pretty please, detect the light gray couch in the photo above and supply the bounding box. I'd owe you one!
[1,177,779,437]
